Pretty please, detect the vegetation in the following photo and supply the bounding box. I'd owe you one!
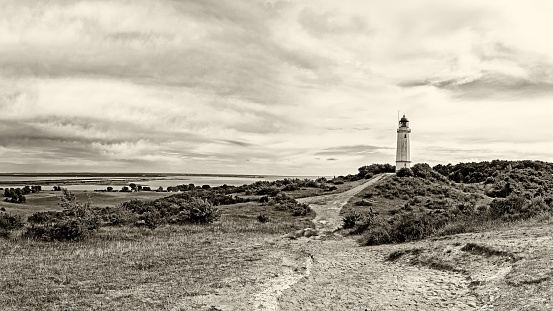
[25,190,99,241]
[0,180,317,310]
[342,160,553,246]
[357,163,395,179]
[0,213,24,238]
[1,175,319,241]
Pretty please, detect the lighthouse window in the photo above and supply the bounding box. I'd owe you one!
[404,134,406,138]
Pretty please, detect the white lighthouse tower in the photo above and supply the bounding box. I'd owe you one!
[396,115,411,172]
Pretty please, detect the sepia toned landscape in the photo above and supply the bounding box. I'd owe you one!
[3,1,553,310]
[1,160,553,310]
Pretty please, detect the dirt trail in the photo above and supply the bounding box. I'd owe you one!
[250,175,390,310]
[297,173,390,233]
[272,174,482,310]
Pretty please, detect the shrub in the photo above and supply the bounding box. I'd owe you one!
[187,198,220,223]
[140,209,164,229]
[25,218,92,241]
[342,211,361,229]
[291,203,310,216]
[355,199,373,207]
[0,212,24,238]
[257,214,269,223]
[396,167,414,177]
[488,194,527,220]
[359,217,392,245]
[25,190,98,241]
[27,211,65,224]
[256,185,281,196]
[0,213,22,230]
[282,183,300,191]
[97,205,138,226]
[269,193,311,216]
[357,164,395,179]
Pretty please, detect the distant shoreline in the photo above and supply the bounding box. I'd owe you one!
[0,173,269,178]
[0,173,325,187]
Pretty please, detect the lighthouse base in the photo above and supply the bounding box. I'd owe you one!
[395,161,411,172]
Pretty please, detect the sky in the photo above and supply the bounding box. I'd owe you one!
[1,0,553,176]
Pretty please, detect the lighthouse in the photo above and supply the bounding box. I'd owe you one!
[396,115,411,172]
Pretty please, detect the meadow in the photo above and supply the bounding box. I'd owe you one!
[0,176,350,310]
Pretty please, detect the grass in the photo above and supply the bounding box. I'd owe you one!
[0,191,175,219]
[460,243,518,260]
[0,197,314,310]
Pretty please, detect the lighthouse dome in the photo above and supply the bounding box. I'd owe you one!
[399,115,409,128]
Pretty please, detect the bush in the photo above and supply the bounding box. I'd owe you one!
[27,211,65,224]
[488,194,527,219]
[354,199,373,207]
[256,185,281,196]
[269,193,311,216]
[396,167,414,177]
[257,214,269,223]
[187,198,220,223]
[291,203,310,216]
[342,211,361,229]
[0,212,24,238]
[25,218,92,241]
[97,205,138,227]
[357,164,395,179]
[0,212,24,231]
[25,190,98,241]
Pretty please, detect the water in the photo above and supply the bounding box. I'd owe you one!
[0,175,326,191]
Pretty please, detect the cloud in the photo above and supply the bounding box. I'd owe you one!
[298,8,370,37]
[316,145,393,156]
[1,0,553,175]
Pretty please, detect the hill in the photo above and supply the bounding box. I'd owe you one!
[341,161,553,245]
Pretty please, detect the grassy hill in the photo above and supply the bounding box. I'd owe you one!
[341,161,553,245]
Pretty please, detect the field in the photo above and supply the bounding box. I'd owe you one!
[0,197,315,310]
[0,191,174,219]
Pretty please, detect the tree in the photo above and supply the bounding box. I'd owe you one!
[129,183,137,192]
[156,186,164,192]
[22,186,31,195]
[106,186,113,192]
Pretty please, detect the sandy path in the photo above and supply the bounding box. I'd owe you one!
[297,173,390,233]
[275,174,482,310]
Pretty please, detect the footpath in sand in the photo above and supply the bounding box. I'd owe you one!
[271,174,481,311]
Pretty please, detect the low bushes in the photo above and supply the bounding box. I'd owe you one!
[342,209,377,234]
[25,190,98,241]
[358,194,553,246]
[100,197,221,229]
[0,213,24,238]
[267,193,312,216]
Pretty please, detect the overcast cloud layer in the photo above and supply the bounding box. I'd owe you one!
[1,0,552,175]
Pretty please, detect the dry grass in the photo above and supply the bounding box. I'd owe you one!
[0,191,176,219]
[0,200,314,310]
